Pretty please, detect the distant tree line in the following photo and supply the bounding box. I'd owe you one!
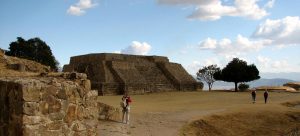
[5,37,59,71]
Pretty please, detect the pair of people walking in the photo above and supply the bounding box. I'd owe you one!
[251,90,268,104]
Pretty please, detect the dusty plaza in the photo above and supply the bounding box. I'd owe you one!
[99,91,300,136]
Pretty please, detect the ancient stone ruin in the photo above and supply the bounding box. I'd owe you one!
[0,73,120,136]
[63,53,201,95]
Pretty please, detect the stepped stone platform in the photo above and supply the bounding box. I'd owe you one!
[63,53,201,95]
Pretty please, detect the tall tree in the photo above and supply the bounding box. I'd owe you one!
[214,58,260,91]
[197,65,220,91]
[6,37,59,71]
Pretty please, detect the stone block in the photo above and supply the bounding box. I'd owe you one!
[39,95,61,114]
[23,125,39,136]
[39,130,62,136]
[57,89,67,99]
[64,104,77,125]
[73,131,88,136]
[49,112,65,121]
[98,102,121,121]
[72,122,86,132]
[41,86,58,98]
[46,120,63,130]
[70,72,87,80]
[77,88,85,98]
[49,100,61,113]
[77,106,85,121]
[39,101,49,115]
[86,90,98,98]
[82,80,91,90]
[22,86,40,102]
[23,102,38,116]
[62,124,72,135]
[61,100,69,112]
[23,115,41,125]
[8,63,25,72]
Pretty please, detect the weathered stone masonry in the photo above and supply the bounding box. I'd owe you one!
[63,53,201,95]
[0,74,100,136]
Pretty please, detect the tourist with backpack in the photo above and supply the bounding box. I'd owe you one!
[121,93,132,124]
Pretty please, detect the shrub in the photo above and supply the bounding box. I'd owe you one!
[238,83,249,91]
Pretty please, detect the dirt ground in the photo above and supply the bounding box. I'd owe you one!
[97,91,300,136]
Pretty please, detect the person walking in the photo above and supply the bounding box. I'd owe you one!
[251,90,256,104]
[264,90,269,104]
[121,93,132,124]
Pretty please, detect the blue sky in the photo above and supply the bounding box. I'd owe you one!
[0,0,300,76]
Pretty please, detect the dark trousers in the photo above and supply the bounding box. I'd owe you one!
[264,97,268,104]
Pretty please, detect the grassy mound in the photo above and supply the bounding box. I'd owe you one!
[0,50,50,77]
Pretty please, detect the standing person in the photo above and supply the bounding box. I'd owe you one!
[264,90,269,104]
[121,93,132,124]
[251,90,256,104]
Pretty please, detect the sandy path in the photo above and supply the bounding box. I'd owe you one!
[98,109,225,136]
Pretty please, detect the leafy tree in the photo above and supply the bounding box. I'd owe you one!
[197,65,220,91]
[6,37,59,71]
[214,58,260,91]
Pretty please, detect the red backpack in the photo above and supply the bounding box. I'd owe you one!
[127,97,132,103]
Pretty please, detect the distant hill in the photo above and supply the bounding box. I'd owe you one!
[249,78,295,87]
[261,72,300,81]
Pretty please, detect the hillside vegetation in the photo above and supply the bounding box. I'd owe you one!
[0,48,49,77]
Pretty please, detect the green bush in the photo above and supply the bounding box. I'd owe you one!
[238,83,249,91]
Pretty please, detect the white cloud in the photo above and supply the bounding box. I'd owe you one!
[113,51,121,54]
[67,0,97,16]
[158,0,214,5]
[158,0,272,21]
[121,41,152,55]
[186,58,222,75]
[199,38,217,49]
[264,0,275,8]
[256,56,300,73]
[199,35,271,57]
[257,55,271,68]
[186,61,202,75]
[198,16,300,60]
[194,16,300,73]
[253,16,300,45]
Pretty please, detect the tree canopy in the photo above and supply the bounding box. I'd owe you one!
[214,58,260,91]
[197,65,220,91]
[6,37,59,71]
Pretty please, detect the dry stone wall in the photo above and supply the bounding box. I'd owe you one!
[63,53,202,95]
[0,74,101,136]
